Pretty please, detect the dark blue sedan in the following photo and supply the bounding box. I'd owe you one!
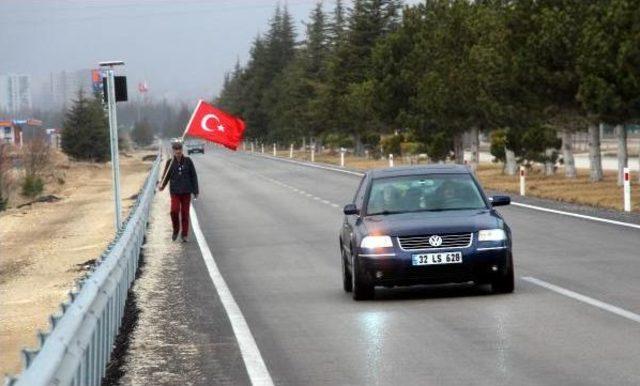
[339,165,513,300]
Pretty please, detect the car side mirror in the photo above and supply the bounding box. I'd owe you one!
[490,195,511,207]
[343,203,359,215]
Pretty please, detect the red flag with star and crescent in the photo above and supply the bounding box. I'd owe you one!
[184,100,246,150]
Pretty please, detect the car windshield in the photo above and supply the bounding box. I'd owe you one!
[366,173,487,215]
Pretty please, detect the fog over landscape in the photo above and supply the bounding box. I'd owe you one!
[0,0,348,103]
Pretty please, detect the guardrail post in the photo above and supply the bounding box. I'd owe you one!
[389,154,394,167]
[623,167,631,212]
[289,144,293,158]
[520,166,526,196]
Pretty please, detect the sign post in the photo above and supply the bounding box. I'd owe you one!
[623,167,631,212]
[519,166,526,196]
[99,60,125,231]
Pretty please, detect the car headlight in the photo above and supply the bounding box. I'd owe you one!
[360,235,393,249]
[478,229,507,242]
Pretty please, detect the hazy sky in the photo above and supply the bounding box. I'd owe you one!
[0,0,325,103]
[0,0,419,105]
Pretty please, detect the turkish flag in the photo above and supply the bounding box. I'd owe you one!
[184,100,246,150]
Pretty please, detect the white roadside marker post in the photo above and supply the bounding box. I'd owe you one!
[261,143,264,154]
[289,143,293,158]
[311,147,315,163]
[273,143,277,157]
[389,154,394,167]
[340,147,346,167]
[520,166,526,196]
[250,142,254,152]
[623,167,631,212]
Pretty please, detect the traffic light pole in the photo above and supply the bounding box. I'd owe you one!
[102,63,123,230]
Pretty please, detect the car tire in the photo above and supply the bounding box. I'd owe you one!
[491,264,514,294]
[341,249,352,292]
[352,255,374,300]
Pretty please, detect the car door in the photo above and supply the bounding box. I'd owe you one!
[343,174,368,260]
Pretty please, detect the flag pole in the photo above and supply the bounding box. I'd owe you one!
[159,100,202,188]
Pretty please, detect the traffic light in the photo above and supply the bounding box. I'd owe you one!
[102,76,128,103]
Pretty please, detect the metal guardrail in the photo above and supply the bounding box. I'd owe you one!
[5,152,162,386]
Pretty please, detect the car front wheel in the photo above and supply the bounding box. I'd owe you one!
[491,264,514,294]
[352,254,374,300]
[341,249,352,292]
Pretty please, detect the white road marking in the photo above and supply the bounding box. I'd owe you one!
[331,203,340,208]
[252,153,364,176]
[248,152,640,230]
[522,276,640,324]
[190,207,275,386]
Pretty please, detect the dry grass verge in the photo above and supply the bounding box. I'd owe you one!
[0,150,155,375]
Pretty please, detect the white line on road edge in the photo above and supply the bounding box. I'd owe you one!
[511,202,640,230]
[522,276,640,324]
[252,152,365,176]
[190,206,275,386]
[247,152,640,230]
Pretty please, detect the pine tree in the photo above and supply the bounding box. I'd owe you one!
[61,91,110,162]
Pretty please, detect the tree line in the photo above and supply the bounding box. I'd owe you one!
[216,0,640,182]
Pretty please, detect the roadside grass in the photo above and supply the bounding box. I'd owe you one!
[0,150,155,375]
[272,149,639,213]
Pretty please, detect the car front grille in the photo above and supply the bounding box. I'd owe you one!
[397,233,473,251]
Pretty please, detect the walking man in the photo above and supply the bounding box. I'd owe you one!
[159,141,199,242]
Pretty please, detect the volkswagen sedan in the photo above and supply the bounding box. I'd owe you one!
[339,165,513,300]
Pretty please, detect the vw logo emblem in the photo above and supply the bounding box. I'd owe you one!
[428,235,443,247]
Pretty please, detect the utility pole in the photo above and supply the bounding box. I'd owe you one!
[99,60,125,230]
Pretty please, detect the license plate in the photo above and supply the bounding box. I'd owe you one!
[412,252,463,266]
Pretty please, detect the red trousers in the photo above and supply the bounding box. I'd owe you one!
[170,194,191,237]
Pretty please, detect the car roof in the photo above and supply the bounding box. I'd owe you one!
[367,164,471,179]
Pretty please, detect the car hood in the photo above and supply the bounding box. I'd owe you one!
[362,209,502,236]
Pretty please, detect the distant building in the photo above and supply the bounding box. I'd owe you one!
[0,120,23,147]
[45,127,62,149]
[38,69,97,110]
[0,74,32,114]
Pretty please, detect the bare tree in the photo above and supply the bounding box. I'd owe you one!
[23,136,51,179]
[0,143,11,209]
[588,123,603,182]
[614,124,628,186]
[560,129,576,178]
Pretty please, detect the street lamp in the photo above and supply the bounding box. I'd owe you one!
[99,60,125,230]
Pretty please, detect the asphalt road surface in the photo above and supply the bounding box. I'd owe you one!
[122,147,640,386]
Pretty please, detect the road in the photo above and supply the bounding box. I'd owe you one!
[120,147,640,385]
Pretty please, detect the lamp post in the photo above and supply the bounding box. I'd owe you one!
[99,60,125,230]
